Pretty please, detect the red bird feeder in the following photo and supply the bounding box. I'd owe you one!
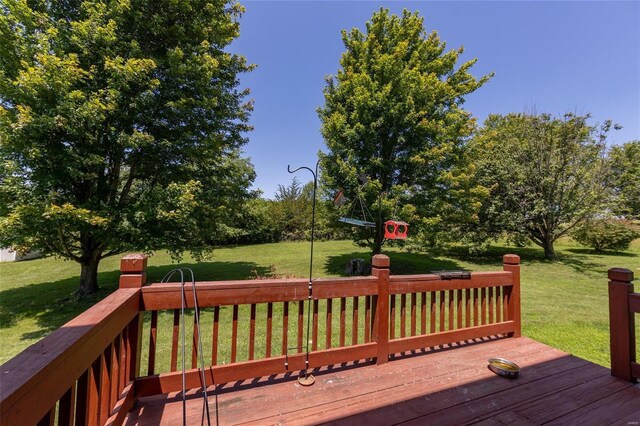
[384,220,409,240]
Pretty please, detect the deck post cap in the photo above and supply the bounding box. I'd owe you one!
[503,254,520,265]
[372,254,390,268]
[608,268,634,283]
[120,253,148,273]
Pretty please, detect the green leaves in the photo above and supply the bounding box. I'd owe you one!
[608,140,640,219]
[319,8,491,253]
[0,0,255,293]
[469,113,613,259]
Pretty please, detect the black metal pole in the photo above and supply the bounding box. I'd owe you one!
[287,159,320,386]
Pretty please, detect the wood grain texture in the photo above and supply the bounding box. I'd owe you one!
[126,337,640,426]
[0,289,139,426]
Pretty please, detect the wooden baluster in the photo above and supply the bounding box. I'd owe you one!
[36,407,55,426]
[400,293,407,338]
[473,288,479,326]
[118,331,126,395]
[352,297,359,345]
[99,348,111,425]
[439,290,446,332]
[365,296,371,343]
[75,370,89,426]
[326,299,332,349]
[465,289,471,328]
[249,304,256,360]
[212,306,219,365]
[266,302,273,357]
[110,339,119,412]
[430,291,436,334]
[481,287,487,325]
[58,383,76,426]
[420,292,426,335]
[503,284,509,324]
[389,295,396,340]
[457,289,463,330]
[191,309,199,368]
[87,358,101,426]
[126,313,143,382]
[171,309,180,372]
[297,301,304,352]
[488,287,494,324]
[448,290,454,331]
[148,310,158,375]
[410,293,417,336]
[496,287,502,323]
[312,299,319,351]
[231,305,238,363]
[340,297,346,347]
[282,301,289,355]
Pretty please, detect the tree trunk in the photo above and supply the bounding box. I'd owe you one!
[542,239,556,260]
[373,224,383,255]
[79,250,102,296]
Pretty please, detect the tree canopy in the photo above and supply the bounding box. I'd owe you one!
[318,8,492,254]
[608,140,640,219]
[468,113,613,259]
[0,0,255,294]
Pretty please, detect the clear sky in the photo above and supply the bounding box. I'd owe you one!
[229,1,640,199]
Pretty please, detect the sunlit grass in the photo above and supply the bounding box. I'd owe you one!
[1,238,638,367]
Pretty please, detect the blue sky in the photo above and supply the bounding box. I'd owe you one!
[229,1,640,198]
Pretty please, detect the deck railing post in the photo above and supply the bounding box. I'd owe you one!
[503,254,521,337]
[120,254,147,381]
[119,253,147,289]
[608,268,636,382]
[372,254,390,365]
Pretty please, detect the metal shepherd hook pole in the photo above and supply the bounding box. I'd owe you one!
[287,159,320,386]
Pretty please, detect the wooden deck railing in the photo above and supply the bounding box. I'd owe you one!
[0,253,521,425]
[0,255,146,426]
[608,267,639,383]
[133,254,521,397]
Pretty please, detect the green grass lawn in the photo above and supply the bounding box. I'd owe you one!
[1,238,638,367]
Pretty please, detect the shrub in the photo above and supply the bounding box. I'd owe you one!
[572,219,639,252]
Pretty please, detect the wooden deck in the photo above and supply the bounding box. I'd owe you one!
[125,336,640,425]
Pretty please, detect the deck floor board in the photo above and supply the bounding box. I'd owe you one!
[125,337,640,425]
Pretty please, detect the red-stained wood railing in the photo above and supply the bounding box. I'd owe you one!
[132,254,521,397]
[386,255,520,355]
[0,254,146,426]
[134,273,381,397]
[0,253,522,425]
[608,268,638,383]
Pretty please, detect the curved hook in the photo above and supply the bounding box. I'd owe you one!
[288,158,321,180]
[287,165,315,180]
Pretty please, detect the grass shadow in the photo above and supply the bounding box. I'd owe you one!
[564,247,639,257]
[145,261,271,283]
[445,245,547,265]
[324,251,463,276]
[0,260,266,341]
[446,243,638,275]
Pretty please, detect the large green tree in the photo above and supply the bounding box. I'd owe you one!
[608,140,640,219]
[0,0,255,294]
[318,8,491,254]
[469,113,613,259]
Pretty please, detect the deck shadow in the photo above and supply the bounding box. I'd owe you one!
[129,338,640,425]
